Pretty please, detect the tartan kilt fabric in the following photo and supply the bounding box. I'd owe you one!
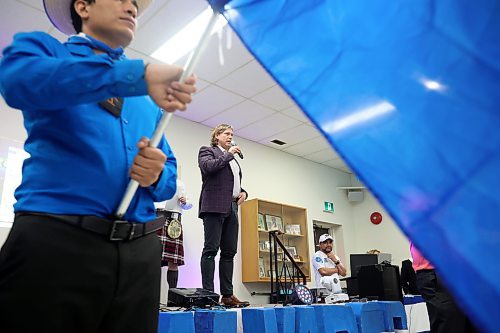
[156,210,184,266]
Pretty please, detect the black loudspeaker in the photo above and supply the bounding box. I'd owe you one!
[357,264,403,302]
[168,288,220,308]
[349,254,378,278]
[345,277,359,296]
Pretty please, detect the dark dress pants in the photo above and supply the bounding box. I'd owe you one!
[0,214,162,333]
[200,202,238,296]
[416,269,478,333]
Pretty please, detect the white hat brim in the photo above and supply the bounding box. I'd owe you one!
[43,0,153,35]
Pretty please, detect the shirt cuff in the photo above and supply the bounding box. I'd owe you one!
[148,167,176,202]
[111,59,148,96]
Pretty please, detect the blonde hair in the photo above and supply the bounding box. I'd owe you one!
[210,124,233,147]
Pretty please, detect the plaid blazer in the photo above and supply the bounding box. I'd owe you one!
[198,146,247,217]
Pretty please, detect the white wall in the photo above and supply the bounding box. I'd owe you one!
[350,189,411,268]
[0,99,411,304]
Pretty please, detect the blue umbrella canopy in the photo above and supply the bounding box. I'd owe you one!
[208,0,500,331]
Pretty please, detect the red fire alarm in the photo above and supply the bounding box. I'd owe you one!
[370,212,382,225]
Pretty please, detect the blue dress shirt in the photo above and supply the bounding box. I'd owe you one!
[0,32,177,222]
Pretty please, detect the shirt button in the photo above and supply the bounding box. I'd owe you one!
[129,86,136,93]
[127,146,133,151]
[123,118,129,124]
[127,74,134,81]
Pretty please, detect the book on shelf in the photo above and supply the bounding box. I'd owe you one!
[285,224,301,235]
[259,258,266,278]
[284,246,297,257]
[258,213,266,230]
[259,241,272,251]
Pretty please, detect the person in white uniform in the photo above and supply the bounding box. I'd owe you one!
[313,234,347,291]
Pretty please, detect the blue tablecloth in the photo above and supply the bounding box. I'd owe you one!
[404,295,425,305]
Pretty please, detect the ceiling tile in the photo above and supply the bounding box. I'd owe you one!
[124,48,211,93]
[259,124,320,149]
[134,0,172,25]
[280,105,312,124]
[235,113,301,142]
[303,148,340,163]
[175,85,245,122]
[130,0,207,55]
[202,99,275,130]
[322,158,352,173]
[48,26,68,43]
[191,78,210,93]
[322,158,347,168]
[283,135,332,156]
[251,84,295,111]
[216,60,276,98]
[125,47,165,65]
[16,0,44,11]
[172,29,254,83]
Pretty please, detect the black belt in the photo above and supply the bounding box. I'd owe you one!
[15,212,166,242]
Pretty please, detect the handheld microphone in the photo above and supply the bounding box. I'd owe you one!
[231,141,244,159]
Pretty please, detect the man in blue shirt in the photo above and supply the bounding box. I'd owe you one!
[0,0,196,332]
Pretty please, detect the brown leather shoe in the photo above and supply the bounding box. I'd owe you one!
[221,295,250,307]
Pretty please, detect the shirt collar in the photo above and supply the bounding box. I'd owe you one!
[65,34,125,60]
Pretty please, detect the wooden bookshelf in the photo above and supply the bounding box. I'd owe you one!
[241,198,310,283]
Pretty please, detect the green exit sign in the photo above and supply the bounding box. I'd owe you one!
[324,201,334,212]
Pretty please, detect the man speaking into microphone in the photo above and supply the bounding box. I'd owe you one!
[198,124,249,307]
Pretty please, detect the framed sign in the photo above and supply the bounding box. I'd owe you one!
[265,214,283,232]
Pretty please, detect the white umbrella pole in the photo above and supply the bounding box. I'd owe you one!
[115,10,220,219]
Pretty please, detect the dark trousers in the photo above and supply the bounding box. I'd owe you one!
[416,269,477,333]
[0,214,162,333]
[200,202,238,296]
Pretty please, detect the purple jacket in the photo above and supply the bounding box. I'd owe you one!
[198,146,247,217]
